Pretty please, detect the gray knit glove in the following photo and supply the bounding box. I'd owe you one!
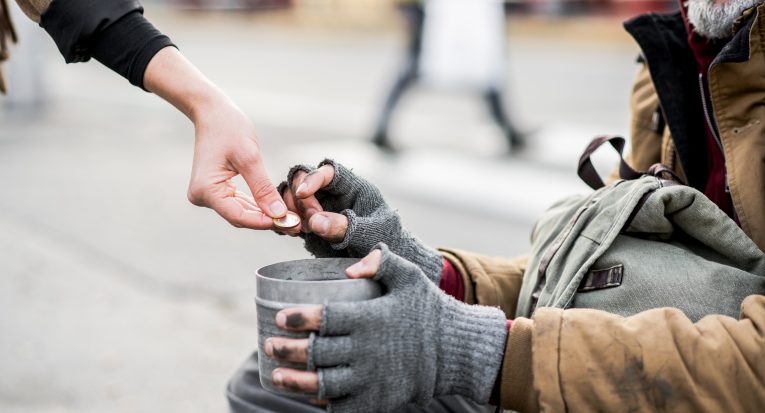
[286,159,443,283]
[308,244,508,413]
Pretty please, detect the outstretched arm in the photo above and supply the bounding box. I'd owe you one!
[5,0,287,227]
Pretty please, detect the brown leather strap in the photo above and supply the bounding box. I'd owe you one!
[578,135,642,189]
[646,163,686,185]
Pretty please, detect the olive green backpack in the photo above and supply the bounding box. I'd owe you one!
[516,136,765,321]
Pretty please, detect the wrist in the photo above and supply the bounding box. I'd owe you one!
[406,240,443,284]
[143,47,232,125]
[188,90,236,127]
[436,302,507,403]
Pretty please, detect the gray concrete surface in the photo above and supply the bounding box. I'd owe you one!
[0,8,639,412]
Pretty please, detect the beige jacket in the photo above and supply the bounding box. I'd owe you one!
[441,249,765,412]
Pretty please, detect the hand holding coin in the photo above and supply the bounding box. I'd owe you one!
[281,164,349,243]
[230,188,300,234]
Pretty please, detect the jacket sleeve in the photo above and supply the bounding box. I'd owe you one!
[438,247,527,319]
[10,0,174,89]
[500,294,765,412]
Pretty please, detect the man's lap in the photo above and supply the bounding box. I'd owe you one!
[226,352,498,413]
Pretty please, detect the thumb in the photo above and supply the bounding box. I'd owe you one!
[371,243,422,290]
[308,212,348,243]
[236,157,287,219]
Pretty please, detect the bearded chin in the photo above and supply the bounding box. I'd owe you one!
[685,0,762,39]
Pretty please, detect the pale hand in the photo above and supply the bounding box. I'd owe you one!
[144,47,287,229]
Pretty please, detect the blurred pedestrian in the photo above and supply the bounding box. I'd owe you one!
[372,0,525,152]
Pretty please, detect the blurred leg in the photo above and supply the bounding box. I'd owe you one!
[484,87,524,151]
[372,65,417,149]
[372,4,425,149]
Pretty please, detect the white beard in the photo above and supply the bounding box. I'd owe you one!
[685,0,763,39]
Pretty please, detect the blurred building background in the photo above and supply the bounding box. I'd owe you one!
[1,1,672,412]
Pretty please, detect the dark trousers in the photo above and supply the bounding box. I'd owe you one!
[227,352,499,413]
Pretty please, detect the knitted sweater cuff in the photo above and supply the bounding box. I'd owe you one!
[436,303,507,403]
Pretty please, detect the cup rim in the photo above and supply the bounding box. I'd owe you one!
[255,257,367,286]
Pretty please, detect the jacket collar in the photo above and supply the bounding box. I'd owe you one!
[714,6,758,65]
[622,7,758,189]
[624,12,708,189]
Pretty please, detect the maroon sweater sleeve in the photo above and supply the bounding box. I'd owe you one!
[438,258,465,301]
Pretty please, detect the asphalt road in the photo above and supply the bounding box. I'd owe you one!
[0,8,639,412]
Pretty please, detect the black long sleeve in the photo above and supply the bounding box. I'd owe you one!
[40,0,175,90]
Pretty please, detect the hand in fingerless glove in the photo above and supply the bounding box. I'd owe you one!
[287,160,443,283]
[308,244,508,413]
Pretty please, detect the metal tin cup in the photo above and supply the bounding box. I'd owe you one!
[255,258,383,397]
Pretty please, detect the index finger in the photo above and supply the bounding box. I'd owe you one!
[275,306,323,332]
[210,196,275,230]
[235,155,287,219]
[295,164,336,199]
[289,170,323,221]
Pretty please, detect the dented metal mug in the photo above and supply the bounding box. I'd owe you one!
[255,258,383,397]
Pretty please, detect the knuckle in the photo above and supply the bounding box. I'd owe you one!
[186,185,206,206]
[250,179,275,200]
[234,146,262,166]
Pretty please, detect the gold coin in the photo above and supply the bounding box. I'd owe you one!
[273,211,301,229]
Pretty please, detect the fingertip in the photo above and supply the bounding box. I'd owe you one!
[272,369,284,385]
[345,260,365,277]
[309,214,331,236]
[264,339,274,357]
[275,311,287,328]
[295,182,308,197]
[269,201,288,218]
[346,252,380,278]
[296,167,330,199]
[362,249,383,272]
[318,163,336,181]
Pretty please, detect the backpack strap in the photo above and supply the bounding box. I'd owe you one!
[577,135,685,189]
[646,163,685,185]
